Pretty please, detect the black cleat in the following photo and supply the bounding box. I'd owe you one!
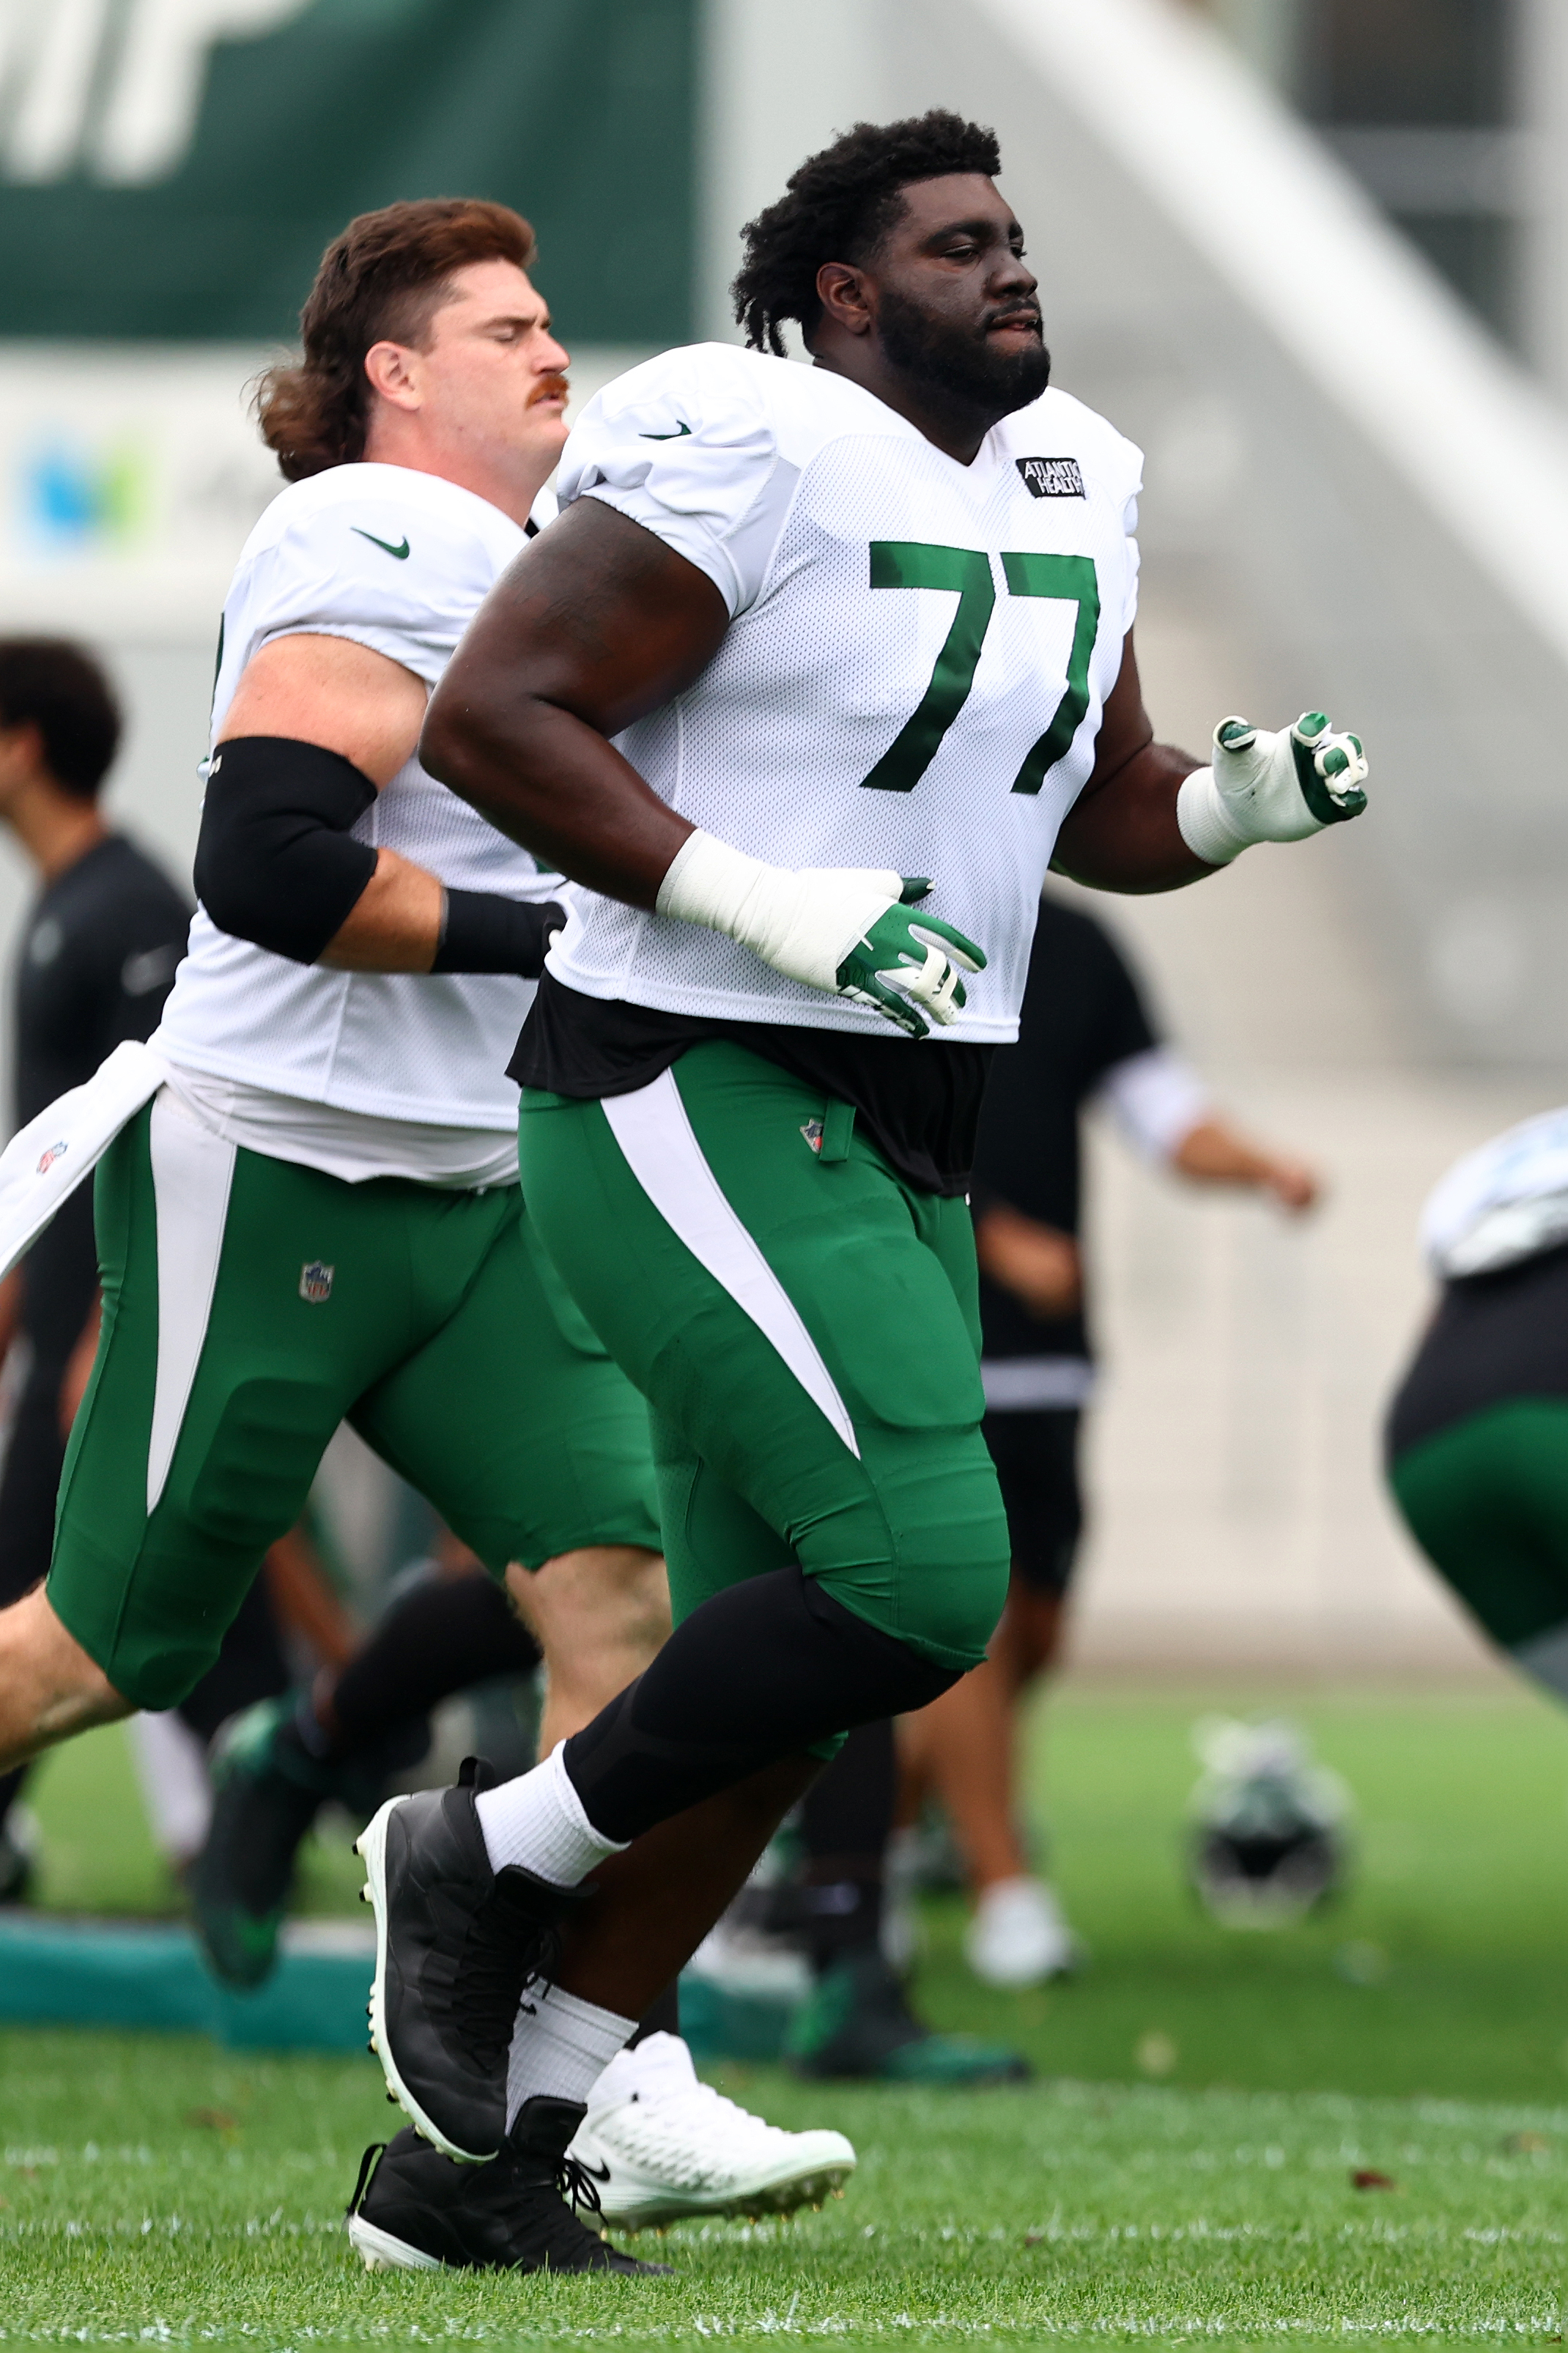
[357,1758,577,2162]
[346,2100,672,2275]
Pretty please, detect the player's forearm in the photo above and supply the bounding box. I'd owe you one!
[1173,1118,1320,1211]
[974,1203,1084,1318]
[421,690,690,910]
[1172,1120,1275,1187]
[322,855,564,979]
[1051,740,1211,894]
[320,849,443,970]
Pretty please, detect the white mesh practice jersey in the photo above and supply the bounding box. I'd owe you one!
[547,344,1143,1043]
[155,462,561,1134]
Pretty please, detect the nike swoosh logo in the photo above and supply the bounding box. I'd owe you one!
[639,422,692,440]
[577,2158,611,2182]
[352,528,410,559]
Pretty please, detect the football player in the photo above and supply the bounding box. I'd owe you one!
[0,640,191,1894]
[357,108,1369,2262]
[0,198,851,2272]
[1388,1106,1568,1699]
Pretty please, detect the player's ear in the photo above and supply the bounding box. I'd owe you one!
[816,262,873,339]
[363,339,421,414]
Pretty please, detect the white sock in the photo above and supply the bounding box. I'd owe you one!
[474,1743,627,1886]
[505,1984,637,2129]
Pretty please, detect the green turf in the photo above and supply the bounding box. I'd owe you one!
[10,1685,1568,2342]
[1,2028,1565,2345]
[36,1689,1565,2102]
[914,1687,1568,2104]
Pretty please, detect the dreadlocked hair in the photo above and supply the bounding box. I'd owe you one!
[255,198,537,481]
[731,110,1002,356]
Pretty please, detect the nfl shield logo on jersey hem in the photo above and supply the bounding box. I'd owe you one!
[298,1260,334,1305]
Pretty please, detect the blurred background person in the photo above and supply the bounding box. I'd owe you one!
[900,891,1321,1987]
[1386,1107,1568,1703]
[0,640,191,1899]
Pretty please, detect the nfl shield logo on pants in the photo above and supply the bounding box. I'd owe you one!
[298,1260,334,1305]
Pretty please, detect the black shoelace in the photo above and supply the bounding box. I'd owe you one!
[556,2151,603,2217]
[450,1877,566,2073]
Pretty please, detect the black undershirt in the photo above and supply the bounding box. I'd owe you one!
[1386,1242,1568,1462]
[969,898,1160,1363]
[509,971,993,1197]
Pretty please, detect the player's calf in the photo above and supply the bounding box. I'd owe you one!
[0,1583,130,1773]
[506,1543,670,1755]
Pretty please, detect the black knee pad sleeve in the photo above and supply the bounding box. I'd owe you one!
[561,1564,957,1844]
[195,736,379,964]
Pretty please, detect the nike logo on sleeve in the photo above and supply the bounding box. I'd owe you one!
[639,422,692,440]
[352,528,411,559]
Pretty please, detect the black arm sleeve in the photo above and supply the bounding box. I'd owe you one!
[431,891,566,978]
[193,736,379,964]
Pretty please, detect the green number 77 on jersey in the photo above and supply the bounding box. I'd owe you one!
[860,542,1101,797]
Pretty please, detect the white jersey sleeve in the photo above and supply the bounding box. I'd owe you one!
[1095,1044,1210,1162]
[219,487,514,723]
[558,345,794,617]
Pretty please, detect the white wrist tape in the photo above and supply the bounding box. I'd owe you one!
[1176,767,1249,867]
[656,828,901,991]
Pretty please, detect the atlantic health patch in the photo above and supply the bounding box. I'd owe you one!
[1016,457,1086,500]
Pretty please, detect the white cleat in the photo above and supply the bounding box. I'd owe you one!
[567,2032,855,2230]
[964,1875,1082,1989]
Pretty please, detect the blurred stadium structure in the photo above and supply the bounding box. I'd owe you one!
[0,0,1564,1673]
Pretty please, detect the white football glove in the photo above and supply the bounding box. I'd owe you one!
[656,830,985,1040]
[1176,712,1369,867]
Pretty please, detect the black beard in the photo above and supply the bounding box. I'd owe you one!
[876,287,1051,427]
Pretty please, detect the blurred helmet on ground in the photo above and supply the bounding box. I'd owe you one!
[1188,1716,1350,1927]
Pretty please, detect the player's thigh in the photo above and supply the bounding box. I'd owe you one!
[651,1408,846,1766]
[1389,1399,1568,1645]
[519,1047,1008,1668]
[352,1194,660,1576]
[665,1044,1007,1663]
[650,1407,794,1625]
[50,1101,405,1710]
[983,1408,1084,1597]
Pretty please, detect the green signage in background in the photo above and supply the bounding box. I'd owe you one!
[0,0,695,347]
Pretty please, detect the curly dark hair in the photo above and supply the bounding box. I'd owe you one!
[0,638,121,800]
[731,111,1002,356]
[255,199,538,481]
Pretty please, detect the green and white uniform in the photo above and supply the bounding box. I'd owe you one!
[1387,1109,1568,1704]
[516,347,1144,1669]
[547,344,1142,1035]
[48,462,658,1711]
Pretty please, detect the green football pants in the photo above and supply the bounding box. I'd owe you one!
[1389,1397,1568,1694]
[48,1093,659,1710]
[518,1041,1010,1672]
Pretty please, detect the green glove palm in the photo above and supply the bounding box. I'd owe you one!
[835,879,986,1040]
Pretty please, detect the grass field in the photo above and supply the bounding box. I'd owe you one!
[6,1684,1568,2344]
